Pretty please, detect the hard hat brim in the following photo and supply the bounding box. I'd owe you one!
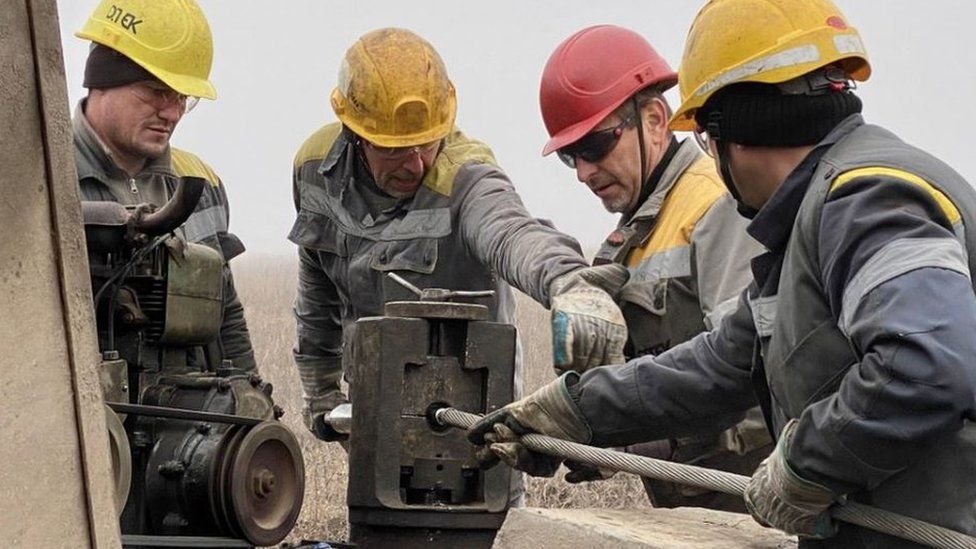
[75,30,217,100]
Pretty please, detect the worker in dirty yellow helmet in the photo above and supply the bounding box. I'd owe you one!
[536,24,771,512]
[73,0,257,371]
[469,1,976,546]
[289,28,626,445]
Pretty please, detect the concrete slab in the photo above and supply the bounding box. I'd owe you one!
[493,507,797,549]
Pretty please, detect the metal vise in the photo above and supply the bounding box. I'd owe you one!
[339,274,517,548]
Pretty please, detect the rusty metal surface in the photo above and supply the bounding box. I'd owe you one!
[0,0,121,546]
[345,309,517,548]
[227,421,306,546]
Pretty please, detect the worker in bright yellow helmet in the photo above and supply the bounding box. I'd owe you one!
[289,29,627,464]
[73,1,264,532]
[469,1,976,546]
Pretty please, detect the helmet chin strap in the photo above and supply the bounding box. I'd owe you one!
[634,96,648,187]
[715,139,759,219]
[706,110,759,220]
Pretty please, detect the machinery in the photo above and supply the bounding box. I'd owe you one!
[321,274,518,548]
[3,2,511,547]
[82,182,305,548]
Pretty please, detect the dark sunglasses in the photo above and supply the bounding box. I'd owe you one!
[557,115,633,169]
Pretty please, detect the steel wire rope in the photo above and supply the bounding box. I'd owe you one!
[435,407,976,549]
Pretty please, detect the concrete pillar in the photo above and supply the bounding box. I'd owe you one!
[0,0,121,546]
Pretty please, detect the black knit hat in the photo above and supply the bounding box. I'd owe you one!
[83,44,158,90]
[696,81,862,147]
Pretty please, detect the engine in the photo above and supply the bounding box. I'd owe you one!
[82,180,304,547]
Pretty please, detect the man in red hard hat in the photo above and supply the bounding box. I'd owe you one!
[535,25,770,512]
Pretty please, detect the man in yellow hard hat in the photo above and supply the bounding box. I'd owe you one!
[73,0,257,370]
[288,28,627,443]
[469,0,976,546]
[537,24,770,513]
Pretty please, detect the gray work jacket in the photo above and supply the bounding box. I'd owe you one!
[596,138,761,356]
[73,102,256,372]
[597,138,768,455]
[572,115,976,547]
[288,123,587,377]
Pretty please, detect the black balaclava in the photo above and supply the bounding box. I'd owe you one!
[695,70,863,218]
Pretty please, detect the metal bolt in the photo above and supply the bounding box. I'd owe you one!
[158,460,186,479]
[252,468,276,499]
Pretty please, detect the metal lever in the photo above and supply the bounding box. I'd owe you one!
[387,272,495,301]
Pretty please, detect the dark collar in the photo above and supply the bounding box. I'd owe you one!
[747,114,864,251]
[628,136,680,219]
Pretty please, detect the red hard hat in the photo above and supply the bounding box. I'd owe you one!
[540,25,677,156]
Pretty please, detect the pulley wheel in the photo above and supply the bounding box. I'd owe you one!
[226,421,305,546]
[104,403,132,515]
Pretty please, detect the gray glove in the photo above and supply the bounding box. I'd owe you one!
[295,355,348,442]
[744,419,839,538]
[550,264,629,374]
[467,373,591,476]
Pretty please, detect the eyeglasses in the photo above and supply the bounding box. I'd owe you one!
[129,82,199,113]
[693,127,715,158]
[364,139,441,162]
[556,115,633,169]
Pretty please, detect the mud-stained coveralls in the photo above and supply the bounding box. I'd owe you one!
[73,102,257,373]
[597,137,770,511]
[288,123,588,416]
[572,115,976,547]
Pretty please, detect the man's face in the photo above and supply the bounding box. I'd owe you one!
[88,80,187,162]
[564,113,644,214]
[361,139,440,198]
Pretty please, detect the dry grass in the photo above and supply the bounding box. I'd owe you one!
[232,254,649,543]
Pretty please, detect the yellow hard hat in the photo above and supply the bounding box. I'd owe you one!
[331,28,457,148]
[669,0,870,131]
[76,0,216,100]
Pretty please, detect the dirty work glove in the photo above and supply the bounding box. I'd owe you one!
[550,264,629,374]
[563,460,617,484]
[744,419,840,538]
[295,355,348,442]
[468,373,591,477]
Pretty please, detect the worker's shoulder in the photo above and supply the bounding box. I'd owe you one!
[440,128,497,167]
[667,154,726,209]
[294,122,343,169]
[828,166,961,224]
[425,128,501,197]
[170,148,220,187]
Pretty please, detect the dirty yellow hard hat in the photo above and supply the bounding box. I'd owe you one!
[669,0,870,131]
[331,28,457,148]
[76,0,216,100]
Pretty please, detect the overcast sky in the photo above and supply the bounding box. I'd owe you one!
[55,1,976,255]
